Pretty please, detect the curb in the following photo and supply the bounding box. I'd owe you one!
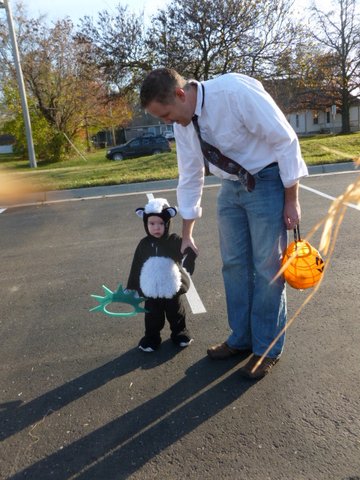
[306,161,357,175]
[1,162,357,209]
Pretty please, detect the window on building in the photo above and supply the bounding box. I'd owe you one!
[326,111,331,123]
[296,114,299,128]
[313,112,319,125]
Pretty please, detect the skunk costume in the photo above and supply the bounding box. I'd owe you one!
[127,197,196,352]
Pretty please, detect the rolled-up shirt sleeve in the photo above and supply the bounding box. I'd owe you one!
[274,135,308,188]
[174,123,205,219]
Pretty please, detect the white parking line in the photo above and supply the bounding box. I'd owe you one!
[300,184,360,211]
[186,276,207,314]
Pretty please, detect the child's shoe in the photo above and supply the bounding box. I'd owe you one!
[138,336,161,352]
[172,332,194,348]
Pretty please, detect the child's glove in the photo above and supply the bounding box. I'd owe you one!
[182,247,197,275]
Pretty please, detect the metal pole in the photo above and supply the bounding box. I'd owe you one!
[1,0,37,167]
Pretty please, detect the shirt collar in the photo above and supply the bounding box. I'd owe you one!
[190,80,203,118]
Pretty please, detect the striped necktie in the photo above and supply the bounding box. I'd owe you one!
[192,112,255,192]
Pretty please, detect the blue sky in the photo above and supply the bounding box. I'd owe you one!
[25,0,168,24]
[16,0,342,31]
[22,0,331,24]
[22,0,335,25]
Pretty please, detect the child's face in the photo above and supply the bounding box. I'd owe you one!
[147,216,165,238]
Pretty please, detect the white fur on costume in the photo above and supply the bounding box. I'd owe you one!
[136,198,177,219]
[140,257,181,298]
[145,198,169,214]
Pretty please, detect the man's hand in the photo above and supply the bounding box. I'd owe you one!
[284,182,301,230]
[181,218,199,254]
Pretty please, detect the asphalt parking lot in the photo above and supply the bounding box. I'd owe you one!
[0,169,359,480]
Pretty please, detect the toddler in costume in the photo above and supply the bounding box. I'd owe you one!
[127,197,197,352]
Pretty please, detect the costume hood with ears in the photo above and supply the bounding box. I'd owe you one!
[136,196,177,238]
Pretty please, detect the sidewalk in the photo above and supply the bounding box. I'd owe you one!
[1,161,357,209]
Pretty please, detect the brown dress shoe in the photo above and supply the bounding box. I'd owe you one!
[239,355,279,379]
[207,342,251,360]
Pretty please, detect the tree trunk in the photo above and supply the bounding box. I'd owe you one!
[341,88,351,134]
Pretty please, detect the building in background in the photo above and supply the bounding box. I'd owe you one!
[287,97,360,135]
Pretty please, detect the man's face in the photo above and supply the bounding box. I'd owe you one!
[145,88,194,127]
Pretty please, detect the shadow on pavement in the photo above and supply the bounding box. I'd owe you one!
[0,343,180,443]
[8,353,255,479]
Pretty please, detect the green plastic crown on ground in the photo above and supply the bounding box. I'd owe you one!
[90,284,147,317]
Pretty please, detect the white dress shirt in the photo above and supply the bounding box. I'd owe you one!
[174,73,308,220]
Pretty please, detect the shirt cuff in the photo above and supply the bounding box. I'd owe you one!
[178,205,203,219]
[282,170,308,188]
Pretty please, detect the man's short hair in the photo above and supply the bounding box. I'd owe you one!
[140,68,186,108]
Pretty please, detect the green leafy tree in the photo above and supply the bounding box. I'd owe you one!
[1,7,132,161]
[80,86,133,150]
[20,18,104,158]
[1,81,60,160]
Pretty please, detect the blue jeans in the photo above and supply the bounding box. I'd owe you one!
[217,164,287,358]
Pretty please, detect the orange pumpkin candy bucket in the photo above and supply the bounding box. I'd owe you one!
[282,225,325,289]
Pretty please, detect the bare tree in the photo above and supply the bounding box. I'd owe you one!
[145,0,301,81]
[310,0,360,133]
[146,0,256,80]
[242,0,300,79]
[76,5,149,92]
[265,39,342,114]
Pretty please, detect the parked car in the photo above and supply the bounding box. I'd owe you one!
[164,131,175,141]
[106,135,171,161]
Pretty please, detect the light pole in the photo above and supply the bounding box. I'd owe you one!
[0,0,37,167]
